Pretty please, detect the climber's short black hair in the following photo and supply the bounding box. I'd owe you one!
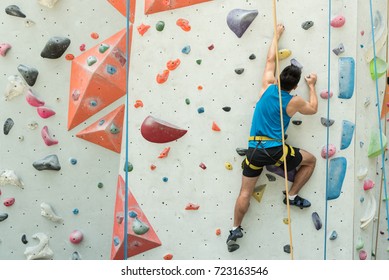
[280,65,302,91]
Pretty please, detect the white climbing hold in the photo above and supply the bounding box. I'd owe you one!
[4,75,27,101]
[357,166,368,180]
[24,232,54,260]
[360,190,376,230]
[0,170,24,188]
[37,0,59,8]
[40,202,63,223]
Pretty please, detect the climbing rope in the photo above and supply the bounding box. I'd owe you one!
[124,0,131,260]
[271,0,294,260]
[368,0,389,252]
[323,0,332,260]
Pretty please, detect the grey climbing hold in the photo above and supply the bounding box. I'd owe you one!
[21,234,28,244]
[333,43,345,56]
[290,58,303,69]
[292,120,302,125]
[235,68,244,75]
[236,148,247,156]
[320,117,335,127]
[5,5,26,18]
[301,21,314,30]
[265,174,276,182]
[0,213,8,222]
[227,243,240,252]
[17,64,39,86]
[283,244,291,254]
[329,230,338,240]
[3,118,14,135]
[72,251,81,260]
[110,124,120,134]
[312,212,322,230]
[227,9,258,38]
[33,154,61,171]
[222,106,231,112]
[249,54,256,60]
[40,37,71,59]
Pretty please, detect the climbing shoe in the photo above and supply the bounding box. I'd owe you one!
[282,191,311,209]
[226,226,243,245]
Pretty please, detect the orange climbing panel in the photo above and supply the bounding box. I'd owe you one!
[144,0,211,15]
[380,71,389,119]
[67,27,133,130]
[111,175,161,260]
[107,0,136,23]
[76,104,125,153]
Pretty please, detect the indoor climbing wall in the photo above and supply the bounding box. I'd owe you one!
[0,0,388,261]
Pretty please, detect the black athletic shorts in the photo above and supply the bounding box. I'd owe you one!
[242,144,302,177]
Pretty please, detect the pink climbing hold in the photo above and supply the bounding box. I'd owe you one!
[185,203,200,210]
[79,44,86,51]
[320,90,333,99]
[69,230,83,244]
[37,106,56,119]
[3,197,15,207]
[199,162,207,170]
[41,126,58,146]
[26,89,45,107]
[0,43,12,56]
[330,15,346,28]
[363,179,375,191]
[321,144,336,159]
[359,250,367,260]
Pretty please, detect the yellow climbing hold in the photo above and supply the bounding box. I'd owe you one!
[283,218,290,224]
[225,162,233,170]
[278,49,291,60]
[252,184,266,203]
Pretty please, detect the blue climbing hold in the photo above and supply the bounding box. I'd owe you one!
[106,65,117,75]
[327,157,347,200]
[338,57,355,99]
[182,45,191,54]
[340,120,355,150]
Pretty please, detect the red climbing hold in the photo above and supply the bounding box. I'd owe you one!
[141,115,187,143]
[65,54,75,61]
[163,253,173,260]
[156,69,169,84]
[363,179,375,191]
[134,100,143,108]
[3,197,15,207]
[166,59,181,71]
[137,23,151,36]
[185,203,200,210]
[79,44,86,51]
[212,121,221,131]
[158,147,170,158]
[216,228,221,236]
[150,164,156,170]
[208,44,215,50]
[199,162,207,170]
[176,18,191,31]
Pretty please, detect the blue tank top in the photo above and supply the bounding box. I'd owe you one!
[249,84,293,148]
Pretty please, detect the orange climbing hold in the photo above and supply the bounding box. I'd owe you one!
[176,18,191,31]
[150,164,157,170]
[158,147,170,158]
[216,228,221,236]
[212,121,221,131]
[185,203,200,210]
[91,32,99,39]
[163,253,173,260]
[197,85,203,91]
[156,69,169,84]
[166,59,181,71]
[137,23,151,36]
[65,54,74,61]
[134,100,143,108]
[144,0,211,15]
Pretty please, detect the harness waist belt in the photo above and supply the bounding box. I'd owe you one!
[248,136,281,142]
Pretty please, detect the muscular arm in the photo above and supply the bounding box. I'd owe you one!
[288,74,318,116]
[259,24,284,99]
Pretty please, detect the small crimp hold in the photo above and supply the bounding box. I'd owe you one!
[278,49,291,60]
[158,147,170,158]
[222,106,231,112]
[99,44,110,53]
[182,45,191,54]
[163,254,173,260]
[21,234,28,244]
[156,69,169,84]
[329,230,338,240]
[283,244,291,254]
[87,56,97,66]
[301,21,314,30]
[167,59,181,71]
[176,18,191,31]
[208,44,215,50]
[137,23,150,35]
[363,179,374,191]
[249,54,256,60]
[38,0,59,8]
[91,32,99,39]
[199,162,207,170]
[0,170,23,187]
[185,203,200,210]
[134,100,143,108]
[292,120,302,125]
[332,43,345,55]
[5,75,27,101]
[225,162,233,170]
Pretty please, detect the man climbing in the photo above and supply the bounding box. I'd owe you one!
[226,23,318,252]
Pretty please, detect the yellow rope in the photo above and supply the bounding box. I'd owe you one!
[272,0,294,260]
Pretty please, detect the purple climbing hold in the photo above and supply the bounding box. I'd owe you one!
[290,58,303,69]
[5,5,26,18]
[17,64,39,86]
[41,37,71,59]
[227,9,258,38]
[0,43,12,56]
[312,212,322,230]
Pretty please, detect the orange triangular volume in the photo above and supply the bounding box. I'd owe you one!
[380,72,389,119]
[212,121,221,131]
[111,175,161,260]
[145,0,212,15]
[107,0,136,23]
[67,26,133,131]
[76,104,125,153]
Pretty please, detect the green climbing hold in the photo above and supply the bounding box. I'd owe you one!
[99,43,110,53]
[132,217,150,235]
[196,59,202,65]
[369,57,387,80]
[97,182,104,188]
[356,237,364,250]
[124,162,133,172]
[185,98,190,105]
[156,21,165,31]
[87,56,97,66]
[110,123,120,134]
[367,129,387,158]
